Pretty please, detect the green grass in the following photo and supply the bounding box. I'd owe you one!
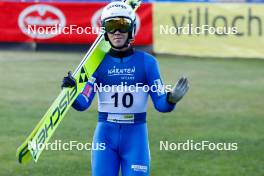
[0,51,263,176]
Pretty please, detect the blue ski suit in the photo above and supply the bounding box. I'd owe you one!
[72,48,176,176]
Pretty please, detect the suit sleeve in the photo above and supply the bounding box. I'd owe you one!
[144,53,176,112]
[72,73,97,111]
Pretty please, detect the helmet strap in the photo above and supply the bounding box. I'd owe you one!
[104,19,135,50]
[105,32,131,50]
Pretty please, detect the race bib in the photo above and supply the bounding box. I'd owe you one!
[97,86,148,113]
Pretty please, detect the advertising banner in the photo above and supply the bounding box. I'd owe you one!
[0,2,152,45]
[153,3,264,58]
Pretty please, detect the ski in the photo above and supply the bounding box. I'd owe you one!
[16,0,141,164]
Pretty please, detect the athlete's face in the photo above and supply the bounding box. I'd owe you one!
[107,31,128,49]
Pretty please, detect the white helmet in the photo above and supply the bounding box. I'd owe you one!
[101,1,136,23]
[101,1,136,46]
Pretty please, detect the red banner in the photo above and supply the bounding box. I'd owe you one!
[0,2,152,45]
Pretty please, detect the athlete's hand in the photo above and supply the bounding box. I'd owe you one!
[168,76,189,104]
[61,71,76,88]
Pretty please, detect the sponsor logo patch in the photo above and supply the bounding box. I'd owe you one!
[131,164,148,173]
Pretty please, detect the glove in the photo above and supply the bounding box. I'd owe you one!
[61,71,76,88]
[167,76,189,104]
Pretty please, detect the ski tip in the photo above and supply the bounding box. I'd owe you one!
[127,0,141,10]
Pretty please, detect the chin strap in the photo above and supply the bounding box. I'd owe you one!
[104,33,131,50]
[103,18,136,49]
[104,23,136,49]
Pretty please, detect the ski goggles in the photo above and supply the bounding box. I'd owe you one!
[103,17,132,34]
